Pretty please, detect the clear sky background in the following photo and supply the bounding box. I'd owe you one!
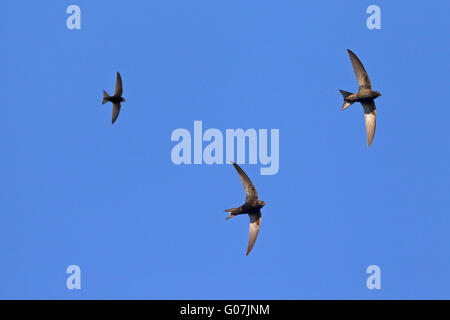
[1,1,449,299]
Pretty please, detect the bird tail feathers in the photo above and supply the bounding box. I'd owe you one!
[339,90,354,110]
[102,90,110,104]
[225,207,242,219]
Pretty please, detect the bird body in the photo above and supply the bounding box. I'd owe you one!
[225,162,266,256]
[344,89,380,102]
[340,49,381,147]
[225,201,265,217]
[102,72,125,124]
[102,92,125,105]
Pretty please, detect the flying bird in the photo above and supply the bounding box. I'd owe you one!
[102,72,126,124]
[339,49,382,147]
[224,162,266,256]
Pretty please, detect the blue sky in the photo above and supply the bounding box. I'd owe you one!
[1,1,449,299]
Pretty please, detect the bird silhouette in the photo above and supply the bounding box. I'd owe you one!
[102,72,126,124]
[339,49,382,147]
[225,162,266,256]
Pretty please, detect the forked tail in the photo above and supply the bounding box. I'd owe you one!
[224,207,242,220]
[102,90,110,104]
[339,89,354,110]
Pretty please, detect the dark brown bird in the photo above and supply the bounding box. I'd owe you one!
[102,72,125,124]
[340,49,381,147]
[225,162,266,256]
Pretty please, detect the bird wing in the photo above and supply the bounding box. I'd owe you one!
[347,49,372,90]
[362,99,376,147]
[232,162,258,203]
[112,103,121,124]
[114,72,123,97]
[246,211,261,256]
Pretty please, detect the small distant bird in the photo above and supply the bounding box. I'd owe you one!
[102,72,126,124]
[225,162,266,256]
[339,49,382,147]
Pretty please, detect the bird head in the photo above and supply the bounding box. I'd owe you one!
[258,200,266,208]
[374,91,382,98]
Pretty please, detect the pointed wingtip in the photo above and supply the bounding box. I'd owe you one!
[347,49,358,58]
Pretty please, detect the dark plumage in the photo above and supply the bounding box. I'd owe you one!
[339,49,382,147]
[102,72,126,124]
[225,162,266,256]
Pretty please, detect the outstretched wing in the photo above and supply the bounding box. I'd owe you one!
[246,211,261,256]
[232,162,258,203]
[362,99,376,147]
[114,72,123,97]
[112,103,121,124]
[347,49,372,90]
